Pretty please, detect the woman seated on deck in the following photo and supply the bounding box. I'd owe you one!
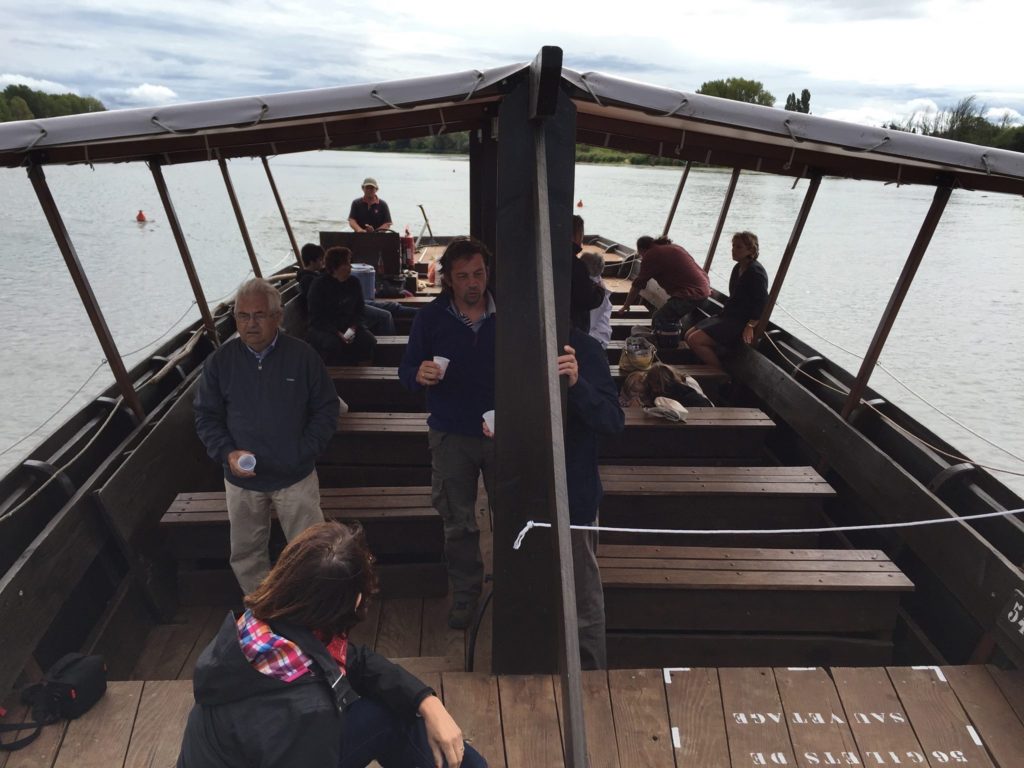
[306,246,377,365]
[684,231,768,369]
[176,521,486,768]
[619,363,713,408]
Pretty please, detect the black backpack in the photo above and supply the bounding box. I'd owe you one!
[0,654,107,752]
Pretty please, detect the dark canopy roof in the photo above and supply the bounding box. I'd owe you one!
[2,61,1022,194]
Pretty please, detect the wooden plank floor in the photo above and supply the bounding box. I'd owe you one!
[10,665,1023,767]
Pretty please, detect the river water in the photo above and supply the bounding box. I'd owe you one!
[1,151,1022,494]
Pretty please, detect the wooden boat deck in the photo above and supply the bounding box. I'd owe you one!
[3,665,1021,767]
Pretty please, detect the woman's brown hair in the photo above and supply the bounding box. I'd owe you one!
[732,231,760,260]
[644,362,685,399]
[324,246,353,273]
[245,521,379,638]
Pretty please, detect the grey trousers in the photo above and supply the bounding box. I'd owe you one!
[225,470,324,594]
[428,429,496,601]
[571,522,607,670]
[653,296,699,328]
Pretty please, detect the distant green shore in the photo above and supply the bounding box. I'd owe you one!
[346,140,684,167]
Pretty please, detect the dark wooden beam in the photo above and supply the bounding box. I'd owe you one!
[753,173,822,341]
[149,159,220,344]
[469,123,498,254]
[661,160,691,238]
[840,184,953,418]
[703,167,740,273]
[26,163,145,422]
[492,58,588,768]
[262,157,301,262]
[217,156,262,277]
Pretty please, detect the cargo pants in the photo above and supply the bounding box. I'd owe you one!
[427,429,496,602]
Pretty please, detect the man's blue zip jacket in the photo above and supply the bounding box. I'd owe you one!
[566,328,626,525]
[194,333,340,492]
[398,293,496,437]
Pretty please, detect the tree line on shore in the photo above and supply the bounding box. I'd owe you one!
[3,79,1020,155]
[0,85,105,122]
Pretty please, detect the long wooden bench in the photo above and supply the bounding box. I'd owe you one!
[327,407,774,467]
[371,332,693,367]
[599,465,836,547]
[329,365,726,411]
[160,487,446,603]
[600,406,774,463]
[600,543,914,667]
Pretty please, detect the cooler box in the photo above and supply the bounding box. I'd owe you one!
[351,263,376,301]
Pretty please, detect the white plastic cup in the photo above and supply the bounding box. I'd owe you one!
[238,453,256,472]
[483,410,495,434]
[433,356,450,378]
[343,328,356,342]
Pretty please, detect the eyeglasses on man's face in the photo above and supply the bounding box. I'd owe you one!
[235,312,271,324]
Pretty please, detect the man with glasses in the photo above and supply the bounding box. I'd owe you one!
[194,278,340,593]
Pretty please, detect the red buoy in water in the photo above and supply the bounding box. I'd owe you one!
[136,210,147,222]
[576,199,583,208]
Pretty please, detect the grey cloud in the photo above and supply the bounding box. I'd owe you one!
[769,0,932,21]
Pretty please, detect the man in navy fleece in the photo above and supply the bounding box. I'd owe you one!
[398,238,496,629]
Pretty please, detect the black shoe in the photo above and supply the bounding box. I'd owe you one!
[448,597,478,630]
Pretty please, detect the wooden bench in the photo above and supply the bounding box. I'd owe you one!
[604,338,694,365]
[601,406,774,463]
[327,408,774,468]
[599,465,836,548]
[160,487,446,602]
[600,544,914,667]
[329,364,725,411]
[328,366,424,411]
[372,329,687,367]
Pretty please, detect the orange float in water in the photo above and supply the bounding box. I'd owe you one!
[136,210,146,222]
[576,199,583,207]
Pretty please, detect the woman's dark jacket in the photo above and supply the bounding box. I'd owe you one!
[177,612,432,768]
[566,328,626,524]
[722,261,769,322]
[307,273,366,334]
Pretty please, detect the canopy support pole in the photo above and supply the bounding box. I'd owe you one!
[661,160,691,238]
[703,167,741,273]
[27,163,145,422]
[149,160,220,344]
[753,173,822,341]
[218,157,263,277]
[841,183,953,419]
[262,156,301,262]
[492,46,588,767]
[469,119,498,254]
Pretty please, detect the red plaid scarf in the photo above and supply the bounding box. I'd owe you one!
[237,610,347,682]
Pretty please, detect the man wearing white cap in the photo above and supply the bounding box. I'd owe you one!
[348,177,393,233]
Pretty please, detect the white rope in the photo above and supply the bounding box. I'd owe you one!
[0,359,108,458]
[0,396,126,522]
[761,331,1024,476]
[764,302,1024,467]
[512,507,1024,550]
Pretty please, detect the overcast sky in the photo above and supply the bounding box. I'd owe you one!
[2,0,1022,127]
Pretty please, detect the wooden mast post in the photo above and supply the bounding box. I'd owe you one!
[841,183,954,419]
[218,156,263,278]
[469,119,498,254]
[661,160,692,237]
[149,159,220,343]
[703,167,741,273]
[262,156,301,263]
[492,46,588,766]
[753,173,822,341]
[27,163,146,422]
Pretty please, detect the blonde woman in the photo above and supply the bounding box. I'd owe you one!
[685,231,768,369]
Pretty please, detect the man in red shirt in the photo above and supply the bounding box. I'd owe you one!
[618,235,710,329]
